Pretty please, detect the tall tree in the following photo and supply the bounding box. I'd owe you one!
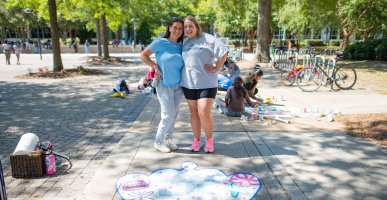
[5,0,64,71]
[48,0,63,71]
[101,14,109,60]
[96,19,102,57]
[255,0,272,62]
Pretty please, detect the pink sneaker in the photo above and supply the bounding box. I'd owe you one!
[191,137,202,152]
[204,137,214,153]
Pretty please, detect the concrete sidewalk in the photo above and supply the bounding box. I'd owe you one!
[78,96,387,200]
[1,54,386,200]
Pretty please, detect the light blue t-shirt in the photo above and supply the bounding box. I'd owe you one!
[181,33,228,89]
[149,38,184,87]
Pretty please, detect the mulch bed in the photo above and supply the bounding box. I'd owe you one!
[16,66,105,79]
[86,56,133,65]
[336,113,387,146]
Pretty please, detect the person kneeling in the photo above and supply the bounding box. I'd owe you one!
[215,77,258,117]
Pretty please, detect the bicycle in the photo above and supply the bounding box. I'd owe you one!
[296,56,357,92]
[280,51,315,86]
[280,65,304,86]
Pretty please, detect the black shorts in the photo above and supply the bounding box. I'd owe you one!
[182,87,217,100]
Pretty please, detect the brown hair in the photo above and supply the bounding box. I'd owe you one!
[162,18,184,43]
[233,76,247,98]
[249,69,263,77]
[184,16,201,38]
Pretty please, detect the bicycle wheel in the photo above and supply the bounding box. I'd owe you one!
[280,71,295,86]
[296,68,323,92]
[334,67,357,90]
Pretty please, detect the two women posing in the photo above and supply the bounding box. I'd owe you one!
[140,16,227,154]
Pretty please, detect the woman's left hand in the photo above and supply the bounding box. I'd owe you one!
[204,64,218,73]
[155,67,163,80]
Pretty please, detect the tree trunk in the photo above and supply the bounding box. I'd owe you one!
[255,0,272,62]
[101,14,109,60]
[248,28,255,53]
[243,30,247,47]
[48,0,63,72]
[340,28,352,52]
[96,19,102,57]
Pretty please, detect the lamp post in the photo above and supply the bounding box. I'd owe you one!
[131,18,136,52]
[24,8,42,60]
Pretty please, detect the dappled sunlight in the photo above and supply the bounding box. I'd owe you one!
[248,131,387,199]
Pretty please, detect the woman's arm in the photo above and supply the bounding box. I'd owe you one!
[140,48,157,69]
[245,90,258,107]
[225,87,232,106]
[247,88,259,101]
[140,48,162,78]
[205,53,228,73]
[230,63,237,75]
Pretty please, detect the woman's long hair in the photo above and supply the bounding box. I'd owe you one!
[233,77,246,98]
[162,18,184,43]
[249,69,263,78]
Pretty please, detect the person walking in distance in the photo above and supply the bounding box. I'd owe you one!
[2,40,11,65]
[14,41,21,64]
[84,40,90,54]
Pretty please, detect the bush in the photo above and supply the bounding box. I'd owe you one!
[305,39,325,47]
[329,39,342,46]
[65,37,80,46]
[153,26,166,38]
[231,40,241,47]
[343,39,387,61]
[374,39,387,61]
[271,39,282,46]
[271,39,299,47]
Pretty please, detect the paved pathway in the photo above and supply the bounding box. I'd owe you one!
[1,54,150,199]
[0,54,386,200]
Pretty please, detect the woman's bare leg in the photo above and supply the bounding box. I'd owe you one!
[197,98,215,139]
[186,99,201,139]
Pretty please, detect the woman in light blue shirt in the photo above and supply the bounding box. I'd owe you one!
[181,16,228,153]
[140,18,184,153]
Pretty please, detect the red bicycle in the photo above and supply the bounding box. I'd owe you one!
[280,65,305,86]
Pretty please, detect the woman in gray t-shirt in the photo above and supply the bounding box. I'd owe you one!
[181,16,228,153]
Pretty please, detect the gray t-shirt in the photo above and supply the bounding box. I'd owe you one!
[181,33,227,89]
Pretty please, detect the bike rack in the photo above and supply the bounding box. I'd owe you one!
[228,48,243,61]
[326,58,336,78]
[303,54,312,68]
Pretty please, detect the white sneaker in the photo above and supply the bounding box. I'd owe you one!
[165,139,178,151]
[154,143,171,153]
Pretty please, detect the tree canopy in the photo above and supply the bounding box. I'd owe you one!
[1,0,385,49]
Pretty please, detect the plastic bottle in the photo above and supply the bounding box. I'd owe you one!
[258,106,264,120]
[327,111,334,122]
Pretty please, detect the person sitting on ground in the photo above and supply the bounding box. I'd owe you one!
[243,69,264,102]
[215,76,258,117]
[113,79,130,94]
[222,58,241,82]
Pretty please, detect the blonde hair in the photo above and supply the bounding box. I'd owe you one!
[184,16,202,38]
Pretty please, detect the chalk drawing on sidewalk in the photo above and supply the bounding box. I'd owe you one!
[116,161,261,200]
